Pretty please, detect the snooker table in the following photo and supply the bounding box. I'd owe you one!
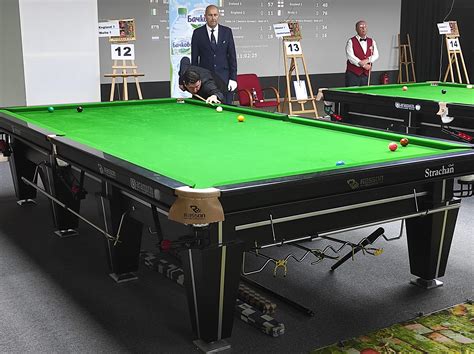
[323,82,474,142]
[1,98,474,349]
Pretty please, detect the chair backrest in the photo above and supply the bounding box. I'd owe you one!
[236,74,263,106]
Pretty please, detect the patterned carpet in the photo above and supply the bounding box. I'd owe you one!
[312,302,474,353]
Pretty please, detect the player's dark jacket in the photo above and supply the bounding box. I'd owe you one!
[179,58,226,102]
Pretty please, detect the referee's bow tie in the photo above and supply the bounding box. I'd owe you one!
[360,38,367,41]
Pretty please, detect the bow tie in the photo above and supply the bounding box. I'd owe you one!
[360,38,367,42]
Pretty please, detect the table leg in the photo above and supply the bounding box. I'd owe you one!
[405,179,459,288]
[98,183,143,282]
[9,137,82,233]
[8,137,38,201]
[181,222,244,344]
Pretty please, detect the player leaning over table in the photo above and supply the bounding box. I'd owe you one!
[345,20,379,86]
[179,57,226,104]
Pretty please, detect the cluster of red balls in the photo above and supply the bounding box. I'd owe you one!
[388,138,409,151]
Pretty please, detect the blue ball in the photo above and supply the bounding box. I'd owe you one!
[336,160,345,166]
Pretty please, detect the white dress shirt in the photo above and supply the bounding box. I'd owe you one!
[206,24,219,43]
[346,35,379,66]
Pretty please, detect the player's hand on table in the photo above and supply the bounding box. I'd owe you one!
[227,79,237,92]
[206,95,221,104]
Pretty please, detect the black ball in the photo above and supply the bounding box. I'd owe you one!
[441,89,447,94]
[76,106,83,112]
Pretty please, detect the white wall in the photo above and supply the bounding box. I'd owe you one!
[0,0,26,107]
[97,0,167,83]
[18,0,101,105]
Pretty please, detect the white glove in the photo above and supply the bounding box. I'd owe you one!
[206,95,221,104]
[227,79,237,92]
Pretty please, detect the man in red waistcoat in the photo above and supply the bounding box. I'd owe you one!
[345,20,379,86]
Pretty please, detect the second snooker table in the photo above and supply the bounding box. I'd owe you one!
[323,82,474,142]
[1,98,474,349]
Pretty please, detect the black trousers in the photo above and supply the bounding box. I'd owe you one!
[224,91,235,105]
[345,70,369,87]
[210,73,234,104]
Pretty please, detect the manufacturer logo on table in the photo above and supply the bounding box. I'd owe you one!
[189,205,201,213]
[130,178,154,197]
[425,164,455,178]
[395,102,421,111]
[184,205,206,220]
[98,163,117,179]
[347,179,360,189]
[347,175,384,190]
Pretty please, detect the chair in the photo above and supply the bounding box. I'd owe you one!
[236,74,281,112]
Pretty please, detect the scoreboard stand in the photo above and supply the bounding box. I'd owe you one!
[282,22,319,118]
[442,21,470,84]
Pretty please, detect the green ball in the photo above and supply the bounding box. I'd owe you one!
[47,106,54,113]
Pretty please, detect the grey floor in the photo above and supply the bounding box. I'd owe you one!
[0,159,473,353]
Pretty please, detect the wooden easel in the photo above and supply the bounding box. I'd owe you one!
[282,22,319,118]
[397,34,416,83]
[104,19,145,101]
[443,21,470,84]
[104,58,144,101]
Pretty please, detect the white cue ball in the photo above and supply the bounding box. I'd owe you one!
[216,106,223,112]
[467,84,473,89]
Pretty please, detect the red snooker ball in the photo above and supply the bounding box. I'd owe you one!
[400,138,409,147]
[388,142,398,151]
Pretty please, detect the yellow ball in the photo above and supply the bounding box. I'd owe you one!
[216,106,223,112]
[237,115,245,122]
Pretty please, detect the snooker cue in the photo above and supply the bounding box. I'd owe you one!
[193,93,220,106]
[367,46,374,86]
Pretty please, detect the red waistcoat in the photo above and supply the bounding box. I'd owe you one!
[346,36,373,76]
